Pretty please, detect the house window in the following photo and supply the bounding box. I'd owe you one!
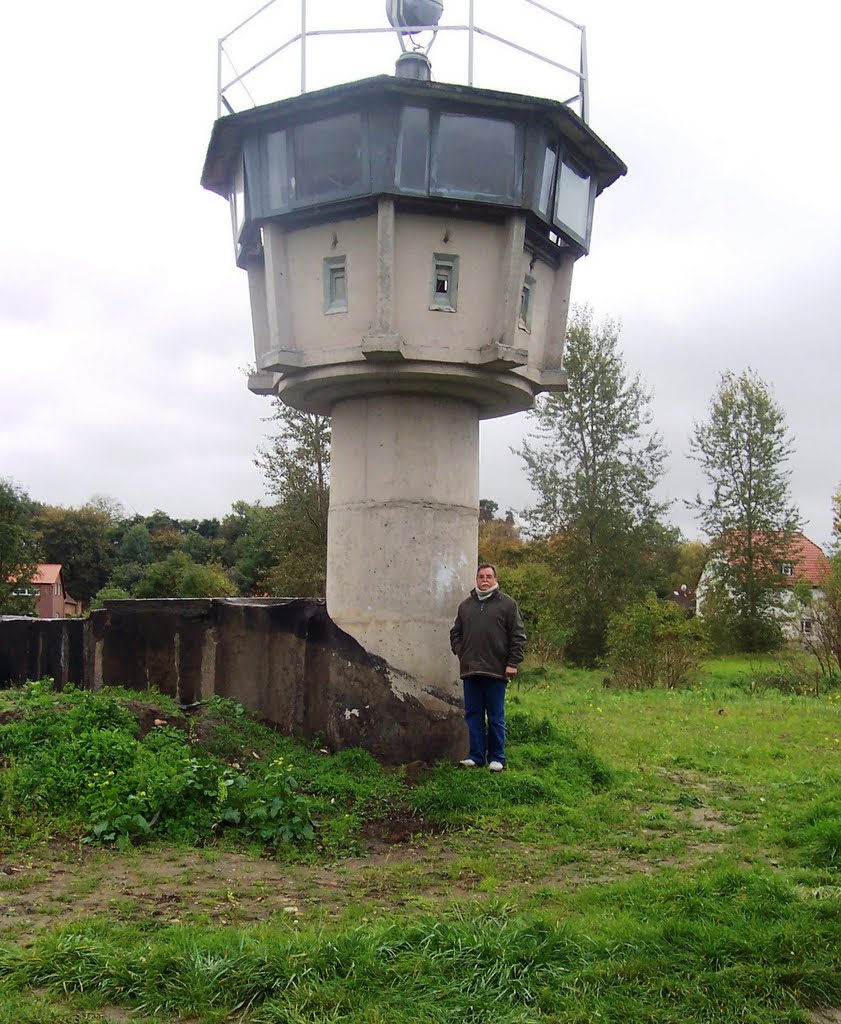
[518,275,535,332]
[323,257,348,314]
[781,562,794,577]
[801,618,813,635]
[430,254,459,312]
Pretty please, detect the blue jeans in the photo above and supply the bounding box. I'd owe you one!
[462,675,507,766]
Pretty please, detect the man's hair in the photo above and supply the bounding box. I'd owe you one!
[477,562,497,577]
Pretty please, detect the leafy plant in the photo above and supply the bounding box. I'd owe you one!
[0,682,315,850]
[607,593,708,688]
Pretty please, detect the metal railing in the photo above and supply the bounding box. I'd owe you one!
[217,0,588,122]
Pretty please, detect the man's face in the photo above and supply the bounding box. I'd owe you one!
[476,568,497,591]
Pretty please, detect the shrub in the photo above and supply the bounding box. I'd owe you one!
[91,584,131,609]
[607,594,707,689]
[502,561,569,662]
[0,681,314,850]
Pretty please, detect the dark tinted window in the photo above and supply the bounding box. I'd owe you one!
[266,130,290,210]
[397,107,429,191]
[555,158,591,240]
[538,145,556,215]
[294,113,365,202]
[434,115,516,198]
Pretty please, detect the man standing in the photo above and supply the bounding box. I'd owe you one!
[449,563,526,771]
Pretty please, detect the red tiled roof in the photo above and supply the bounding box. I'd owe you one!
[716,532,829,587]
[32,564,62,586]
[784,534,830,586]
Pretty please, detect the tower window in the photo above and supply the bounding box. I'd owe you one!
[518,275,535,332]
[429,254,459,311]
[323,256,348,314]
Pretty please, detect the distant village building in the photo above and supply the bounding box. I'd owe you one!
[696,532,830,639]
[22,565,82,619]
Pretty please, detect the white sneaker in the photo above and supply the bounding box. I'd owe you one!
[488,761,505,772]
[459,758,478,767]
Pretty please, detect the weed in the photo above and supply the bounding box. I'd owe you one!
[0,683,315,852]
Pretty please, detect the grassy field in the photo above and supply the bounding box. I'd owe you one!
[0,659,839,1023]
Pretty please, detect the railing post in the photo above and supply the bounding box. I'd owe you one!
[301,0,307,93]
[468,0,475,86]
[217,38,223,118]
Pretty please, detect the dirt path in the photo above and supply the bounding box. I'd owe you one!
[0,812,736,942]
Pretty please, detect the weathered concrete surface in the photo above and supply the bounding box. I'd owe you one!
[91,599,216,707]
[209,600,463,763]
[0,599,464,764]
[327,393,478,690]
[0,616,86,690]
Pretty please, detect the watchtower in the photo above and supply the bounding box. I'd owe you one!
[202,1,625,692]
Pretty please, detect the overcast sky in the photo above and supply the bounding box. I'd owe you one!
[3,0,840,545]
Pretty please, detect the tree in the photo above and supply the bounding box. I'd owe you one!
[833,486,841,541]
[218,501,277,594]
[793,490,841,679]
[517,307,668,664]
[86,494,126,524]
[133,552,237,599]
[255,402,331,597]
[33,504,115,605]
[690,368,801,652]
[478,516,524,569]
[0,479,40,614]
[118,524,154,566]
[479,498,499,523]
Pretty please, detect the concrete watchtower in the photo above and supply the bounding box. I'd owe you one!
[202,2,625,703]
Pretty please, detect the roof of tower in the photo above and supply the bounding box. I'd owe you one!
[202,74,626,199]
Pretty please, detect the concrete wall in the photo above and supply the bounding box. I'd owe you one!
[0,616,86,689]
[0,600,464,764]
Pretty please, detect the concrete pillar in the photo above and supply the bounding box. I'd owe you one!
[327,394,479,689]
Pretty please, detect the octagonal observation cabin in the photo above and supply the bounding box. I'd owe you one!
[201,1,626,420]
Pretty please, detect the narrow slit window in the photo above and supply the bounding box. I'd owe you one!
[518,275,535,332]
[430,253,459,311]
[323,256,347,314]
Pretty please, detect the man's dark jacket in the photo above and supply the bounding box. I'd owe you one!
[450,589,526,679]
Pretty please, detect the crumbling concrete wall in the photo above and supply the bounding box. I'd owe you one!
[0,600,464,764]
[0,616,86,690]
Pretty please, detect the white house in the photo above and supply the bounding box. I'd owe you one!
[696,532,830,640]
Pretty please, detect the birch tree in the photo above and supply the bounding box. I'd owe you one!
[690,368,800,651]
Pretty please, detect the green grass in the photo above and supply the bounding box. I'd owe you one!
[0,660,839,1022]
[0,872,838,1022]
